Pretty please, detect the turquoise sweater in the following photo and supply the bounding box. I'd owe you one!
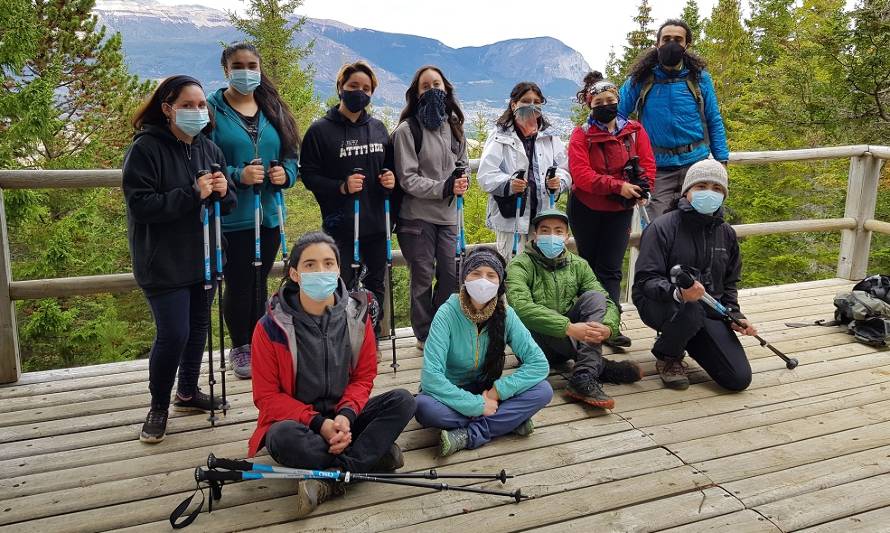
[207,89,298,232]
[421,294,550,417]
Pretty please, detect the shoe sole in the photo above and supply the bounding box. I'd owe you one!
[172,403,230,413]
[233,371,251,380]
[139,432,165,443]
[565,390,615,410]
[662,380,690,391]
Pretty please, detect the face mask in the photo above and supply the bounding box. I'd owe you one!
[591,103,619,124]
[229,69,261,95]
[417,88,448,130]
[690,189,725,215]
[299,271,339,301]
[341,89,371,113]
[174,108,210,137]
[536,234,566,259]
[514,103,541,134]
[464,278,499,306]
[658,41,686,68]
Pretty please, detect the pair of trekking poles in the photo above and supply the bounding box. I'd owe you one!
[509,165,560,259]
[169,453,527,528]
[200,160,290,427]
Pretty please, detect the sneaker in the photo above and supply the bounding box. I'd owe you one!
[229,344,251,380]
[173,389,230,413]
[373,443,404,472]
[600,359,644,384]
[565,371,615,409]
[512,418,535,437]
[140,408,168,443]
[604,332,632,349]
[293,478,345,518]
[656,356,690,390]
[439,428,469,457]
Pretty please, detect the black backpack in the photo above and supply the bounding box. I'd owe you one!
[789,275,890,347]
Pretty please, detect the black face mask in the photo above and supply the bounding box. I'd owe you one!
[341,89,371,113]
[658,41,686,68]
[591,103,618,124]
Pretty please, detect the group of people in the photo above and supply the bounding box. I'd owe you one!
[122,18,758,516]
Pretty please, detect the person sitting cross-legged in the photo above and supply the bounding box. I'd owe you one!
[506,209,642,410]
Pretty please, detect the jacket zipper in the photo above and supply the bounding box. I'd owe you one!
[473,329,480,369]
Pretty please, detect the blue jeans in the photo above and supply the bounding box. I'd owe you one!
[414,380,553,449]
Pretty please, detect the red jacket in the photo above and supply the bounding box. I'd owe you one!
[568,119,656,212]
[247,288,377,457]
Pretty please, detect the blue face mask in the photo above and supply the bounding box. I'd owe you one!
[690,189,725,215]
[299,271,339,301]
[229,69,262,95]
[536,234,566,259]
[174,108,209,137]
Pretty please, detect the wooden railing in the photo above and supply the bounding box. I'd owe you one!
[1,145,888,383]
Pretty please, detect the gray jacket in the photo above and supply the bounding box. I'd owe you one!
[393,119,469,226]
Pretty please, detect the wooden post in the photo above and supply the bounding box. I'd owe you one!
[837,154,884,280]
[625,208,642,304]
[0,188,21,384]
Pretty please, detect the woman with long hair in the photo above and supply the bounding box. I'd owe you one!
[477,82,571,261]
[392,65,469,349]
[123,75,236,443]
[207,42,301,379]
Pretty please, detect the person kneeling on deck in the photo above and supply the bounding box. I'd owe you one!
[247,231,416,516]
[415,247,553,457]
[506,209,643,410]
[632,159,755,392]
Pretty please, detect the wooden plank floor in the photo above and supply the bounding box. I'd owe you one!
[2,278,890,533]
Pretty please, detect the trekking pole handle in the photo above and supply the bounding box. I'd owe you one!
[195,467,243,483]
[207,453,253,472]
[546,165,558,194]
[380,167,391,197]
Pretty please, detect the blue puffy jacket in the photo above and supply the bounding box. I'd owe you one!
[618,66,729,168]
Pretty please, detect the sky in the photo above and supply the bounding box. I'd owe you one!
[155,0,721,69]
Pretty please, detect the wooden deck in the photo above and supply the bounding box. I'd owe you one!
[1,278,890,532]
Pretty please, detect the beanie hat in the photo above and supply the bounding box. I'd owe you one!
[681,158,729,196]
[462,246,506,291]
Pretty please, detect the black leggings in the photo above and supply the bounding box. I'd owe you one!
[223,226,281,347]
[567,195,633,306]
[638,299,752,391]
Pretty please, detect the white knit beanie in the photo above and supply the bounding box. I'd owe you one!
[681,159,729,196]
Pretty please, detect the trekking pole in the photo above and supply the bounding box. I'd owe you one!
[197,169,217,427]
[351,167,365,287]
[511,169,527,258]
[381,168,398,373]
[210,164,228,414]
[250,158,264,334]
[270,159,288,267]
[638,195,651,230]
[453,165,467,288]
[670,265,799,369]
[546,164,558,209]
[207,453,513,483]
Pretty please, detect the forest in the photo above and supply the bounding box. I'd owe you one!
[1,0,888,371]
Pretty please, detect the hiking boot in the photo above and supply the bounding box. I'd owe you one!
[293,478,345,518]
[439,428,469,457]
[512,418,535,437]
[140,408,168,443]
[656,356,690,390]
[565,370,615,409]
[173,389,229,413]
[373,443,404,472]
[604,332,632,349]
[601,359,644,384]
[228,344,251,380]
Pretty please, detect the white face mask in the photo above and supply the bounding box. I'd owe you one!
[464,278,499,306]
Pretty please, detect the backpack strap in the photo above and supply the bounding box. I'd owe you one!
[634,74,710,154]
[685,78,709,150]
[408,116,423,156]
[632,78,656,120]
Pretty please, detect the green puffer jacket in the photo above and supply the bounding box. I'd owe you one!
[506,241,620,338]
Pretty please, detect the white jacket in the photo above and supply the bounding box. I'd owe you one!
[477,126,571,234]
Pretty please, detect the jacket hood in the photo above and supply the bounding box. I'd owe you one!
[270,278,349,330]
[323,105,372,127]
[677,197,726,225]
[581,118,644,143]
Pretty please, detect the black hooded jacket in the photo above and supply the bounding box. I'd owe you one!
[632,198,744,318]
[299,106,395,239]
[123,124,236,292]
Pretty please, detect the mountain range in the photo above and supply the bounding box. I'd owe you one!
[93,0,591,127]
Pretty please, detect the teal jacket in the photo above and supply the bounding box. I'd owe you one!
[207,89,298,232]
[421,294,550,417]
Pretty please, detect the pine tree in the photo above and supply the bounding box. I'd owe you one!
[616,0,656,80]
[681,0,704,45]
[229,0,321,131]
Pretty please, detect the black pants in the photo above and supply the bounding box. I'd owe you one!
[568,195,633,308]
[637,298,752,391]
[222,226,281,347]
[531,291,608,378]
[144,283,211,410]
[332,231,387,317]
[264,389,416,473]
